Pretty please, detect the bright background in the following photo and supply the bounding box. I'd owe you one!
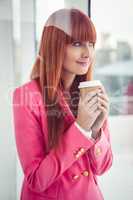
[0,0,133,199]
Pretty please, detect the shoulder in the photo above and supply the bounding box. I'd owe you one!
[12,79,43,108]
[13,79,40,93]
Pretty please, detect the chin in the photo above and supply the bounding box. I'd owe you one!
[75,69,89,75]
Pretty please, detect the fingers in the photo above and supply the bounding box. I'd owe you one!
[82,89,99,104]
[100,85,105,93]
[79,85,109,115]
[98,92,109,103]
[98,97,108,109]
[99,85,108,98]
[87,102,101,120]
[89,102,98,113]
[87,95,98,108]
[98,96,109,114]
[97,87,109,111]
[98,104,107,114]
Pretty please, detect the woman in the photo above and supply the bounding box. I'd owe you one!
[13,8,113,200]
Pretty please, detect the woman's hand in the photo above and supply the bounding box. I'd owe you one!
[91,86,110,139]
[76,89,101,132]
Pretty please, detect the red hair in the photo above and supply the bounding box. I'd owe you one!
[30,8,97,151]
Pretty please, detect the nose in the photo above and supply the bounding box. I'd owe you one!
[82,44,92,58]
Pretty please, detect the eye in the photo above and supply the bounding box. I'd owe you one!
[88,42,94,47]
[72,41,82,47]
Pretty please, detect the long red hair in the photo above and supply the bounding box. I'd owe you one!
[30,8,97,152]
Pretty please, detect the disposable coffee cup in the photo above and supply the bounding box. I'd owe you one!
[78,80,102,98]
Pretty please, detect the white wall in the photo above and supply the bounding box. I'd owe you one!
[13,0,36,199]
[99,116,133,200]
[65,0,88,14]
[0,0,35,199]
[0,0,16,199]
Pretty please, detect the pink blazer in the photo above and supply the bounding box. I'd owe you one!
[12,79,113,200]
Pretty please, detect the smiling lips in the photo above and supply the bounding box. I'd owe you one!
[76,59,90,67]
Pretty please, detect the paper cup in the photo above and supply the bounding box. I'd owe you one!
[78,80,102,98]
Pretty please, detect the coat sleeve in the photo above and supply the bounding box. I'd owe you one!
[12,87,96,193]
[88,119,113,176]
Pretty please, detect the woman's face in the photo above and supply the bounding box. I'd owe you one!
[63,41,95,76]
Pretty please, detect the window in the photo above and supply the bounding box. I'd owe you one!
[91,1,133,200]
[92,0,133,115]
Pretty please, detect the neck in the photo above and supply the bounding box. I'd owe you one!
[61,70,75,92]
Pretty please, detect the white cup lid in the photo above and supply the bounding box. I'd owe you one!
[78,80,102,89]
